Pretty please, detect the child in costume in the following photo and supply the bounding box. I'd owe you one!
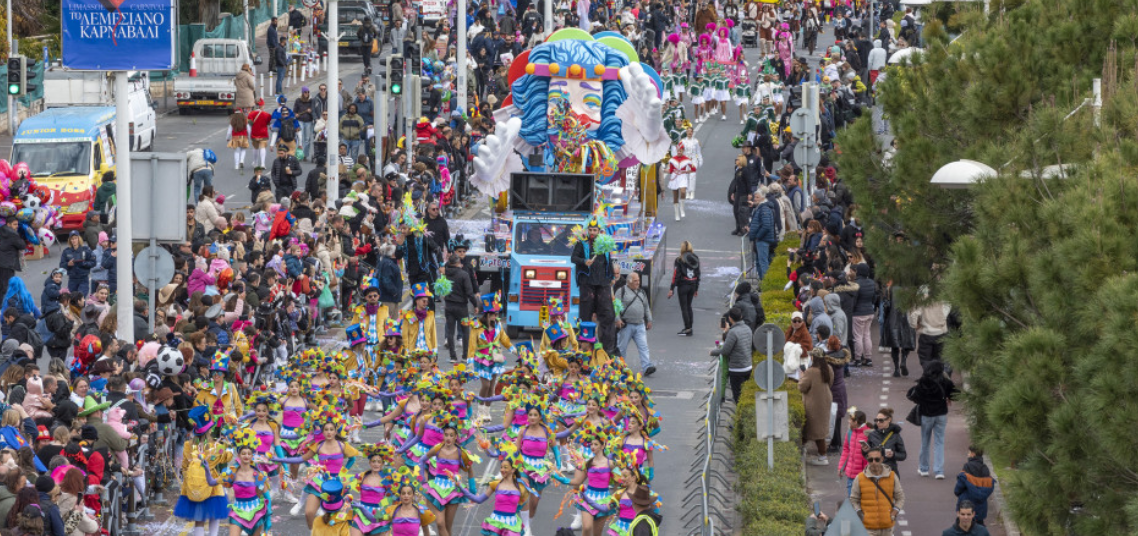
[418,413,478,536]
[274,411,361,528]
[559,424,620,536]
[465,292,512,423]
[576,322,613,370]
[454,444,533,536]
[606,461,660,536]
[195,349,244,420]
[245,392,285,504]
[538,297,578,353]
[401,282,438,354]
[349,444,398,536]
[175,406,233,536]
[277,368,310,504]
[309,478,355,536]
[669,125,702,208]
[382,472,436,536]
[221,428,272,536]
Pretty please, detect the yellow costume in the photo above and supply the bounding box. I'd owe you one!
[401,309,438,354]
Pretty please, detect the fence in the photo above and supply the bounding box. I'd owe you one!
[681,355,733,536]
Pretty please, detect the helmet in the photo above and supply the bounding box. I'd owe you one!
[202,149,218,164]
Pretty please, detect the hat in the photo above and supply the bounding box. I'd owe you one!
[36,425,51,442]
[80,424,99,441]
[78,396,111,417]
[480,292,502,313]
[411,281,433,299]
[319,478,345,511]
[0,339,18,360]
[210,348,231,372]
[791,311,804,321]
[346,323,365,346]
[98,231,109,243]
[186,405,216,435]
[384,318,403,338]
[632,487,656,507]
[301,86,310,93]
[158,283,178,304]
[69,230,81,237]
[547,297,566,317]
[577,321,597,342]
[35,475,56,494]
[204,302,224,320]
[256,98,265,106]
[545,323,568,343]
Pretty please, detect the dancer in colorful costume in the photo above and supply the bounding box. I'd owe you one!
[221,428,272,536]
[465,292,512,423]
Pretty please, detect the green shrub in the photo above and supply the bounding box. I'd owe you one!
[730,237,811,534]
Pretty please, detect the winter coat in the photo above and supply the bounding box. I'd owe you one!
[0,226,25,272]
[93,181,116,213]
[734,292,762,329]
[711,321,753,371]
[101,248,116,286]
[824,294,848,347]
[864,422,907,474]
[747,199,777,244]
[670,253,700,290]
[187,267,215,296]
[41,279,63,316]
[798,364,833,441]
[851,263,877,316]
[37,492,66,536]
[784,322,814,353]
[196,197,223,232]
[825,345,851,414]
[0,483,14,529]
[881,285,916,350]
[908,371,957,417]
[377,256,403,303]
[235,69,256,109]
[444,263,478,313]
[807,296,832,346]
[954,455,995,523]
[839,424,870,478]
[60,245,97,281]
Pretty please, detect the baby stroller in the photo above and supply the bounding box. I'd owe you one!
[741,20,758,48]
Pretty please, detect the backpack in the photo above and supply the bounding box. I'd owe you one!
[183,450,215,502]
[279,118,297,142]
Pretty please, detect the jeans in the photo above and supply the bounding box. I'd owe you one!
[346,139,361,160]
[728,369,751,403]
[676,284,696,330]
[852,314,874,361]
[300,121,314,160]
[579,283,616,353]
[753,240,773,280]
[917,333,945,371]
[919,413,948,475]
[191,168,214,201]
[617,322,651,371]
[276,66,287,94]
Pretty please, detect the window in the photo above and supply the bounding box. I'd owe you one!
[226,44,237,58]
[201,44,215,58]
[12,142,93,177]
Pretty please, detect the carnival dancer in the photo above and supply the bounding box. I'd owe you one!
[277,367,311,504]
[222,428,272,536]
[382,473,437,536]
[576,322,613,370]
[196,349,244,419]
[417,413,479,536]
[453,444,533,536]
[401,282,438,354]
[394,383,452,464]
[175,406,233,536]
[309,478,356,536]
[351,282,389,410]
[348,444,398,536]
[667,125,701,215]
[662,96,687,145]
[466,292,513,423]
[274,410,360,527]
[560,423,620,536]
[615,411,666,481]
[511,394,565,534]
[622,373,663,438]
[245,392,284,506]
[606,462,661,536]
[538,297,578,353]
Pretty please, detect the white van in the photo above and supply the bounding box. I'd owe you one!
[42,69,158,151]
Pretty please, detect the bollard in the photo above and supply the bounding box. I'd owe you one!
[258,73,264,100]
[323,52,328,72]
[301,57,307,82]
[268,71,275,96]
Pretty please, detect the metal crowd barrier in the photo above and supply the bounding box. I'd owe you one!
[681,355,733,536]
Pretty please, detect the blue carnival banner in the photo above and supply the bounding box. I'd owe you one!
[62,0,176,70]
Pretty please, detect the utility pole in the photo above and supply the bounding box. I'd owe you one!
[544,0,553,36]
[7,0,15,135]
[327,0,341,201]
[114,73,135,341]
[457,0,467,112]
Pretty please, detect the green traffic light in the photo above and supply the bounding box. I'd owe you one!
[7,84,18,95]
[391,84,402,94]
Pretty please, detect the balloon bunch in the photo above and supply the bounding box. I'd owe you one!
[0,159,62,248]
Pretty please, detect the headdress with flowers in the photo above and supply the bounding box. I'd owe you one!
[229,426,261,452]
[245,390,281,415]
[360,443,397,462]
[307,406,349,437]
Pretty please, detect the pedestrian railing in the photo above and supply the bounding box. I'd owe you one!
[681,355,734,536]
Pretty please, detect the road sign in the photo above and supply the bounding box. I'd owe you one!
[795,138,822,168]
[131,153,188,243]
[754,359,787,391]
[753,323,786,354]
[62,0,176,70]
[789,108,814,138]
[134,246,175,288]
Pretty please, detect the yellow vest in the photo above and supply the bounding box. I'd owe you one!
[856,471,897,530]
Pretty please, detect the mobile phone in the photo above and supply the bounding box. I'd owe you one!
[814,502,821,516]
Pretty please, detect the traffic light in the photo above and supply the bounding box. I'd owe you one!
[6,56,22,96]
[407,43,422,76]
[388,55,404,96]
[22,57,38,95]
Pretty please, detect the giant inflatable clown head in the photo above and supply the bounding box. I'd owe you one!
[471,29,670,196]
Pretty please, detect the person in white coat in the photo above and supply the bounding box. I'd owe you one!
[868,39,887,86]
[667,127,703,215]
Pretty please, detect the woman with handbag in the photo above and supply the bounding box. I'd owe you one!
[908,361,957,479]
[863,407,907,475]
[800,348,834,467]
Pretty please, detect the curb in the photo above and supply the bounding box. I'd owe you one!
[984,453,1021,536]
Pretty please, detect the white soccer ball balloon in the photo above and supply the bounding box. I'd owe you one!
[156,346,186,376]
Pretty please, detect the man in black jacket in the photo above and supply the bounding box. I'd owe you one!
[271,145,302,200]
[274,37,288,94]
[571,221,617,353]
[0,217,26,300]
[443,255,479,363]
[3,310,38,358]
[304,156,328,199]
[44,294,75,360]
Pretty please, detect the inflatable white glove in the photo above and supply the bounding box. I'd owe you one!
[472,117,523,193]
[619,63,664,141]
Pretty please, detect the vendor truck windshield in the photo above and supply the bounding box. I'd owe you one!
[12,142,91,176]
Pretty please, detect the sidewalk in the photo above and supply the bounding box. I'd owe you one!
[803,337,1006,536]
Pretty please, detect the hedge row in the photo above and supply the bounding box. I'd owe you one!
[731,238,812,535]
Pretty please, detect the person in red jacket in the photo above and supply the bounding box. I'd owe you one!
[248,99,274,168]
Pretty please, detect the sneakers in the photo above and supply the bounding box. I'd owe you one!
[644,366,657,377]
[282,491,299,504]
[892,369,901,378]
[570,512,583,530]
[721,114,727,120]
[918,470,930,477]
[807,456,829,466]
[289,502,302,516]
[901,366,909,376]
[935,473,945,480]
